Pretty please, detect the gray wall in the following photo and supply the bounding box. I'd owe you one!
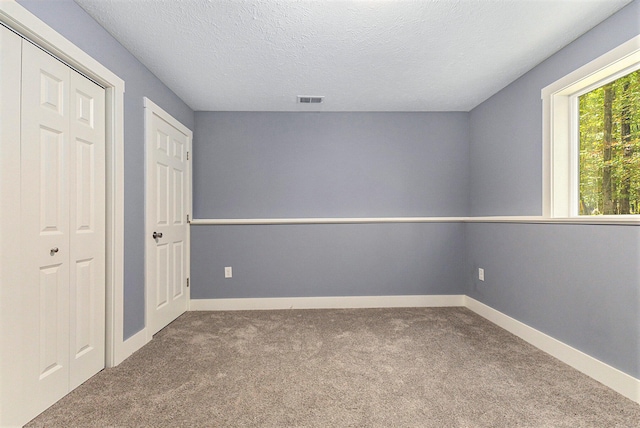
[192,112,469,299]
[465,223,640,378]
[18,0,195,339]
[467,0,640,377]
[192,223,466,299]
[194,112,470,218]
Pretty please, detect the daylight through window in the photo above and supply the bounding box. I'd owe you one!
[578,69,640,215]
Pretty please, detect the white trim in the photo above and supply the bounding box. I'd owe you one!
[104,85,125,367]
[116,328,150,363]
[189,295,465,311]
[191,216,640,225]
[0,1,126,368]
[0,24,25,427]
[143,97,192,136]
[466,215,640,225]
[542,34,640,218]
[190,217,467,225]
[464,296,640,404]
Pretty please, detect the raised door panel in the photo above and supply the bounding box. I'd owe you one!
[173,241,184,299]
[68,70,105,389]
[156,242,170,309]
[20,40,71,418]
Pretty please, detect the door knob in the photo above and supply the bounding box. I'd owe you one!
[50,247,59,254]
[152,231,163,239]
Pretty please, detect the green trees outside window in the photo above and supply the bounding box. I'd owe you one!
[579,69,640,215]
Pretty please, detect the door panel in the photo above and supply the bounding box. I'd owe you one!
[39,128,65,232]
[38,263,65,379]
[40,71,64,114]
[157,162,170,225]
[21,40,71,418]
[75,138,95,231]
[173,167,184,223]
[69,69,105,390]
[146,104,190,336]
[73,258,94,357]
[173,241,184,298]
[156,243,170,308]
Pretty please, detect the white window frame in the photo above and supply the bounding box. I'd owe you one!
[542,34,640,220]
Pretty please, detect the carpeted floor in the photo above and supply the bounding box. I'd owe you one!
[26,307,640,427]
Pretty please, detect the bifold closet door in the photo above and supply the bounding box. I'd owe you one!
[68,53,106,391]
[20,40,105,418]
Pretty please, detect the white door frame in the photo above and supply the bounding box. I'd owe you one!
[0,1,128,367]
[144,97,192,337]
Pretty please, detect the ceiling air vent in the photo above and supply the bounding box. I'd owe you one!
[298,95,324,104]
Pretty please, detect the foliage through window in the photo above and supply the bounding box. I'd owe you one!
[578,69,640,215]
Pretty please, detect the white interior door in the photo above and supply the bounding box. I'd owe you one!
[20,40,106,418]
[145,99,191,336]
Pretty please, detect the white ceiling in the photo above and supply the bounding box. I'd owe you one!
[74,0,631,112]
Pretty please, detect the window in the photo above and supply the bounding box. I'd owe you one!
[542,35,640,218]
[578,69,640,215]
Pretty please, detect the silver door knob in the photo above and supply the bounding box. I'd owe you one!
[50,247,59,254]
[152,231,163,239]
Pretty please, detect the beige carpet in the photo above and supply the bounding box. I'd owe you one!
[27,308,640,427]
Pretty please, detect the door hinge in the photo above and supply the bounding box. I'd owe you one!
[187,151,190,160]
[187,214,190,223]
[187,278,190,288]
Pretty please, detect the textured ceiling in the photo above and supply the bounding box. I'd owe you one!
[74,0,631,112]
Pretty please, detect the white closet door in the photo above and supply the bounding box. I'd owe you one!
[21,40,72,417]
[68,69,105,389]
[20,40,106,417]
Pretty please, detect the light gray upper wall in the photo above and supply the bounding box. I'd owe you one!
[469,0,640,216]
[17,0,195,339]
[194,112,470,218]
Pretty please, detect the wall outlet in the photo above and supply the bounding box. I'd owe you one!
[478,268,485,281]
[225,266,232,278]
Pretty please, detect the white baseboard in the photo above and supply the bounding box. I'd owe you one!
[189,294,465,311]
[464,296,640,404]
[114,328,150,366]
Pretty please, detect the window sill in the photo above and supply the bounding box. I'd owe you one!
[468,216,640,225]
